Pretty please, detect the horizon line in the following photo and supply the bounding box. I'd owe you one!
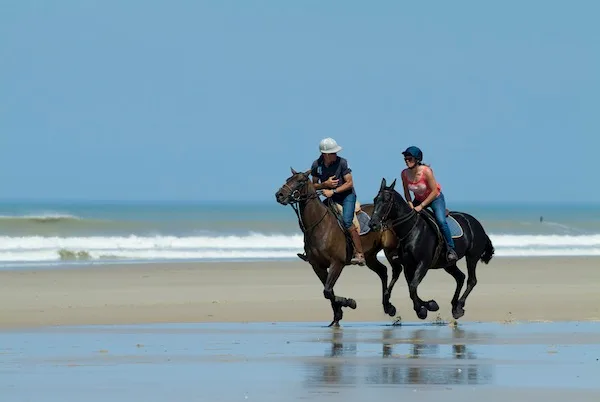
[0,198,598,207]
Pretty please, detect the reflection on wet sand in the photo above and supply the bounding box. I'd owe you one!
[306,326,493,387]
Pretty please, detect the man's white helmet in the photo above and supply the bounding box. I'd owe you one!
[319,137,342,154]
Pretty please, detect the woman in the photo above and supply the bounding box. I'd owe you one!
[401,146,458,262]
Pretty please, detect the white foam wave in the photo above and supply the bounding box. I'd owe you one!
[0,213,82,221]
[492,234,600,247]
[0,232,599,265]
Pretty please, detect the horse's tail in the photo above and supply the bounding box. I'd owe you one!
[480,235,495,264]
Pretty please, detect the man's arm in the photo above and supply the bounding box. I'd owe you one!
[312,176,325,190]
[334,173,354,193]
[313,176,338,190]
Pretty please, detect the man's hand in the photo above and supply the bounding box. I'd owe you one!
[322,189,334,198]
[323,176,339,189]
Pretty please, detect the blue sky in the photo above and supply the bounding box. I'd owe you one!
[1,1,598,204]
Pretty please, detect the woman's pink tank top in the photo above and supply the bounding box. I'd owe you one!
[403,166,441,202]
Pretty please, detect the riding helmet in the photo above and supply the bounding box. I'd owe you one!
[402,146,423,161]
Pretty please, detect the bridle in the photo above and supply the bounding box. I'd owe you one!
[281,178,327,235]
[375,189,419,241]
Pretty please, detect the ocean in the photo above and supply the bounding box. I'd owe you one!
[0,200,599,269]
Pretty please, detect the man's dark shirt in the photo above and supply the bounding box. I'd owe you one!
[310,155,354,203]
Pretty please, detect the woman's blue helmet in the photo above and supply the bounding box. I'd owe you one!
[402,146,423,161]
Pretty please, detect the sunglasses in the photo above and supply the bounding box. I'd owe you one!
[404,157,415,162]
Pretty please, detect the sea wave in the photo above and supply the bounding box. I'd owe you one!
[0,232,599,265]
[0,213,82,223]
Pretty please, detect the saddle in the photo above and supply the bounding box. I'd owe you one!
[420,208,464,264]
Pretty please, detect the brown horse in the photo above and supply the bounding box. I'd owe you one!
[275,168,404,327]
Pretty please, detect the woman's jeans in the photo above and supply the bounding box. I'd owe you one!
[415,192,455,249]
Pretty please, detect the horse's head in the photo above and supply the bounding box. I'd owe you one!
[275,167,312,205]
[368,177,412,231]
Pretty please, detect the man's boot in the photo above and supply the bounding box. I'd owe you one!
[348,226,366,266]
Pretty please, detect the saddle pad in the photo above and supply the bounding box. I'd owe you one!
[447,215,464,238]
[357,210,371,235]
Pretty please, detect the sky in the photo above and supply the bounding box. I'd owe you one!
[1,1,598,204]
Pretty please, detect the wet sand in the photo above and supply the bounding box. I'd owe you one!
[1,256,600,329]
[2,258,600,400]
[1,321,600,401]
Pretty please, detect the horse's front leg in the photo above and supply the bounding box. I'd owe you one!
[365,254,396,317]
[323,262,356,327]
[383,248,404,316]
[405,260,434,320]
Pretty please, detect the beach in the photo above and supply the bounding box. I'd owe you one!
[2,256,599,330]
[3,256,600,401]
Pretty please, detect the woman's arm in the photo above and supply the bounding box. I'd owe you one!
[401,170,414,208]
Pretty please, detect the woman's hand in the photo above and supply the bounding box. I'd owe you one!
[322,189,334,198]
[414,205,423,213]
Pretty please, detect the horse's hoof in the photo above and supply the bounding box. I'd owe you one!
[452,308,465,320]
[328,320,340,328]
[385,304,397,317]
[426,300,440,312]
[347,299,357,309]
[416,306,428,320]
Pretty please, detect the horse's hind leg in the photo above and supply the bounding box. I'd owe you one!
[365,255,396,317]
[322,262,356,327]
[444,264,466,319]
[456,255,479,317]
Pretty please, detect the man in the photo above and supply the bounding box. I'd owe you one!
[297,137,365,266]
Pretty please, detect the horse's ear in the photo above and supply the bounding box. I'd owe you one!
[389,179,397,190]
[290,167,298,175]
[380,177,387,191]
[304,169,311,177]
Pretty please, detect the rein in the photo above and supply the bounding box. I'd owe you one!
[379,191,419,241]
[283,181,328,236]
[378,190,444,266]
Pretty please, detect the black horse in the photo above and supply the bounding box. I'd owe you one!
[368,178,495,320]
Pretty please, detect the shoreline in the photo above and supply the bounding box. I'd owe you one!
[1,256,600,330]
[1,253,598,271]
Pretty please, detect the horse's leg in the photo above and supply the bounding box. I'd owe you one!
[407,261,431,320]
[365,255,396,317]
[311,263,343,326]
[323,261,356,327]
[382,249,403,316]
[455,255,479,317]
[444,264,466,319]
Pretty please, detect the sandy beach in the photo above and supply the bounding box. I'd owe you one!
[1,256,599,329]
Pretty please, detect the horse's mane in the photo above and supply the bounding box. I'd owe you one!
[384,185,408,206]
